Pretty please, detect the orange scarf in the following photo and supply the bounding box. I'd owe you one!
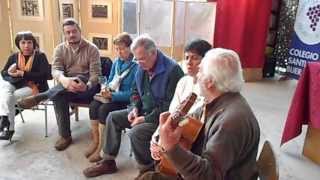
[18,52,39,95]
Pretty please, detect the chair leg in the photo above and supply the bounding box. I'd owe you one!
[44,103,48,137]
[16,107,25,123]
[20,110,25,123]
[129,144,133,157]
[75,106,79,122]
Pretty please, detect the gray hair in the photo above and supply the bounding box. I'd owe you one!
[201,48,244,93]
[130,34,157,53]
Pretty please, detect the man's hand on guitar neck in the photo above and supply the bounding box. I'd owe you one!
[159,112,182,152]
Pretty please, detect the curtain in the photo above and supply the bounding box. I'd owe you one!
[213,0,272,68]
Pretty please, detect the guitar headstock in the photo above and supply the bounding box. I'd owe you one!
[171,93,197,127]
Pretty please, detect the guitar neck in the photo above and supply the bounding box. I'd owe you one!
[170,93,197,128]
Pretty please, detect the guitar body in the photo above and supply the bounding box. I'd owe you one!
[158,116,203,176]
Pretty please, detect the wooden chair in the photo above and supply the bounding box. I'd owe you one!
[257,140,279,180]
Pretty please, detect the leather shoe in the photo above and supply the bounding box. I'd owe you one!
[54,136,72,151]
[134,165,155,180]
[17,93,48,109]
[83,159,118,177]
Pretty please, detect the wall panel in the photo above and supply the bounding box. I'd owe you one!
[0,1,12,68]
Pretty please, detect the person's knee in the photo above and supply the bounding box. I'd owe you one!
[128,126,144,142]
[99,104,110,115]
[98,110,107,124]
[89,100,100,110]
[89,101,100,118]
[129,124,156,143]
[105,111,117,126]
[105,110,128,130]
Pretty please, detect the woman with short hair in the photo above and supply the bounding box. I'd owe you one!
[0,31,50,141]
[85,32,138,162]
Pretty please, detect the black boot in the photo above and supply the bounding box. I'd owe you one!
[0,130,15,141]
[0,116,9,132]
[0,116,13,141]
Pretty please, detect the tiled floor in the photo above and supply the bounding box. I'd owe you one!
[0,79,319,180]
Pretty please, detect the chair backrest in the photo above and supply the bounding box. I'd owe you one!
[47,64,53,80]
[101,56,113,79]
[257,140,279,180]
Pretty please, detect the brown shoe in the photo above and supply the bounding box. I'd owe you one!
[54,136,72,151]
[134,165,155,180]
[83,159,118,177]
[17,93,47,109]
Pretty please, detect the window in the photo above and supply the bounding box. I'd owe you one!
[123,0,137,35]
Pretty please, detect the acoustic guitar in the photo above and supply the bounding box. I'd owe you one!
[158,93,204,176]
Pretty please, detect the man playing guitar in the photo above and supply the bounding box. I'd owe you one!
[140,48,260,180]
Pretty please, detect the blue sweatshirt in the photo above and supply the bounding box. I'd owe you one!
[106,57,138,102]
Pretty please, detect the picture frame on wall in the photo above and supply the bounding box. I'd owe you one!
[62,3,74,19]
[92,5,108,18]
[88,33,112,56]
[17,0,44,21]
[32,32,44,50]
[89,0,112,23]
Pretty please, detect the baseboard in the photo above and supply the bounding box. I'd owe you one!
[243,68,262,82]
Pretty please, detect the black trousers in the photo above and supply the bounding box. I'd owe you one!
[89,100,128,124]
[49,84,100,137]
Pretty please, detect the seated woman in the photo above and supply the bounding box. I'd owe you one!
[0,31,50,141]
[85,32,138,162]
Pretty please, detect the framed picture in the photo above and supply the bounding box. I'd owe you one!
[88,33,112,56]
[17,0,44,21]
[32,32,44,50]
[89,0,112,23]
[62,3,74,19]
[123,0,137,35]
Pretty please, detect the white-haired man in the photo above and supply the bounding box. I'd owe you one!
[139,48,260,180]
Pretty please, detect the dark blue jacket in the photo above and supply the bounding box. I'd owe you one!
[132,50,184,124]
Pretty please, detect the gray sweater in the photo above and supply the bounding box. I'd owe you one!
[165,92,260,180]
[52,38,101,88]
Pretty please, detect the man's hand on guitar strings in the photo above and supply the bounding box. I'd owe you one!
[159,111,182,152]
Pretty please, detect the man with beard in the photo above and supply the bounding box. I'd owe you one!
[18,18,101,151]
